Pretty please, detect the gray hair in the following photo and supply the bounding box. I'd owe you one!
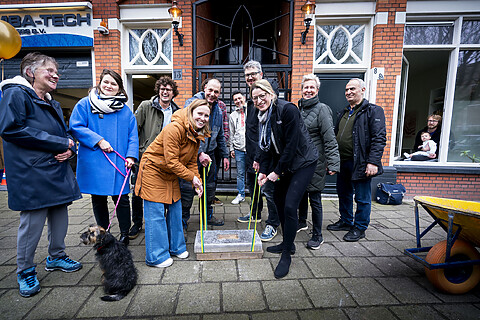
[243,60,262,73]
[250,79,277,102]
[301,73,321,89]
[20,52,58,84]
[349,78,366,89]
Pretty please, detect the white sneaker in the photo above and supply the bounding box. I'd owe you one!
[151,258,173,268]
[175,251,189,259]
[404,152,410,159]
[231,194,245,205]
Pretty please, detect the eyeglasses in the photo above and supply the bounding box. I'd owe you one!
[245,71,260,78]
[252,93,267,102]
[159,87,173,92]
[427,120,439,123]
[41,68,60,78]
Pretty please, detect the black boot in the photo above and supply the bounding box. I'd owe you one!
[266,242,296,254]
[274,251,292,279]
[119,233,129,246]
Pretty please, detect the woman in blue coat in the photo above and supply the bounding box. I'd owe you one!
[70,69,138,245]
[0,52,83,298]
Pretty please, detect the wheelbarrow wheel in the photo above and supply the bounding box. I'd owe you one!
[425,239,480,294]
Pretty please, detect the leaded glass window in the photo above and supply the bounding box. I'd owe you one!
[315,24,365,65]
[128,28,172,67]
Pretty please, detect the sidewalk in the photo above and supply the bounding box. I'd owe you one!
[0,191,479,319]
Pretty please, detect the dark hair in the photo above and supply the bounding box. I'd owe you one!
[154,76,179,98]
[96,69,128,100]
[231,90,244,101]
[20,52,58,84]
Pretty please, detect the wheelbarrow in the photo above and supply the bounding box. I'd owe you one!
[404,196,480,294]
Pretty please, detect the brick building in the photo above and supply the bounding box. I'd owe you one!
[1,0,479,200]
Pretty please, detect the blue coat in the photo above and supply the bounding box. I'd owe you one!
[69,96,139,196]
[0,76,82,211]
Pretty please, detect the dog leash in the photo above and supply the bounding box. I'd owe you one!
[248,171,261,252]
[198,162,211,253]
[102,149,131,231]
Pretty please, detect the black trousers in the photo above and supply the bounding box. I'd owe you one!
[91,194,131,234]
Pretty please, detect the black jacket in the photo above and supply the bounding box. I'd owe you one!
[334,98,386,181]
[413,126,441,158]
[259,99,318,176]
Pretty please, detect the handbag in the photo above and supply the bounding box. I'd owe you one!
[376,183,406,205]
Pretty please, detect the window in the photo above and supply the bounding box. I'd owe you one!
[127,28,172,68]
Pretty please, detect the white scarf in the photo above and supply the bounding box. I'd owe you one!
[89,88,127,114]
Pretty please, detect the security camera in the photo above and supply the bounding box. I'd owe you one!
[97,26,109,35]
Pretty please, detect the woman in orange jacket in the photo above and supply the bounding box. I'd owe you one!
[135,99,210,268]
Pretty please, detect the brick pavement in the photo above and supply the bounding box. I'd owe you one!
[0,191,479,319]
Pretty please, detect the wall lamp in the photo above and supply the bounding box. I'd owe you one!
[300,0,316,45]
[97,20,109,35]
[169,1,184,46]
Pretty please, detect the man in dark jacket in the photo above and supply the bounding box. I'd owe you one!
[130,76,180,239]
[411,114,442,161]
[327,78,386,242]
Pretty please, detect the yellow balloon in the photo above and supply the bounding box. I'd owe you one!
[0,20,22,60]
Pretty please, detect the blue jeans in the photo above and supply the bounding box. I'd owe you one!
[336,159,372,231]
[234,150,246,197]
[144,199,186,266]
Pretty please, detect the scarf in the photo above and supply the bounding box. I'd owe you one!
[89,88,127,114]
[258,104,273,152]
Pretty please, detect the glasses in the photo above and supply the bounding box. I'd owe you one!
[427,120,439,123]
[159,87,173,92]
[245,71,260,78]
[41,68,60,78]
[252,93,267,102]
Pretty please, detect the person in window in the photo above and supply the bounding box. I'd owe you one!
[411,114,442,161]
[69,69,139,246]
[405,132,437,160]
[253,80,318,279]
[0,52,82,298]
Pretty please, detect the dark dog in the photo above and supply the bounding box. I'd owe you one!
[80,225,138,301]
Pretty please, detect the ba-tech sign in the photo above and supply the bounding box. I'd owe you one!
[1,11,93,47]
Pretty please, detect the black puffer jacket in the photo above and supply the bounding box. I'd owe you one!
[334,98,386,181]
[259,99,318,176]
[299,95,340,191]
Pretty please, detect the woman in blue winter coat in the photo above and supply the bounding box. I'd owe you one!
[69,69,139,245]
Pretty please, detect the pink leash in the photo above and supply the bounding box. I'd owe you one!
[102,150,131,231]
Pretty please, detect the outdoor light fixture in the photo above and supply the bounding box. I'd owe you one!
[300,0,316,45]
[169,1,184,46]
[97,20,109,35]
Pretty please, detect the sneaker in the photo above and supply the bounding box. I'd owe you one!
[260,225,277,242]
[403,152,411,159]
[17,267,41,298]
[231,194,246,205]
[306,234,324,250]
[326,219,352,231]
[343,227,365,242]
[207,215,225,226]
[213,197,223,206]
[45,256,82,273]
[150,258,173,268]
[297,221,308,233]
[174,251,189,259]
[128,224,142,239]
[237,214,261,223]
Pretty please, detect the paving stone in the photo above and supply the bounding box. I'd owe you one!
[300,278,355,308]
[304,257,349,278]
[238,258,275,281]
[362,241,402,256]
[414,277,480,303]
[262,279,312,310]
[28,286,93,319]
[222,281,266,312]
[204,314,248,320]
[307,242,343,257]
[252,311,298,320]
[344,306,398,319]
[433,303,480,320]
[162,260,201,284]
[331,242,371,257]
[389,305,444,320]
[378,228,415,240]
[340,278,400,306]
[77,286,134,318]
[155,316,200,320]
[298,308,349,320]
[279,258,314,279]
[176,283,221,314]
[202,260,238,282]
[367,257,418,277]
[377,277,441,304]
[41,263,94,286]
[136,263,164,285]
[0,288,51,320]
[364,228,393,241]
[0,248,16,265]
[127,284,179,316]
[336,257,384,277]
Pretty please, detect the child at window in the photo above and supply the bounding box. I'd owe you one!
[404,132,437,161]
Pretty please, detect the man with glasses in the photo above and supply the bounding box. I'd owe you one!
[130,76,180,239]
[237,60,280,242]
[411,114,442,161]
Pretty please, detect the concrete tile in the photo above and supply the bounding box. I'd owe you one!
[389,305,444,320]
[222,281,266,312]
[433,303,480,320]
[176,283,221,314]
[304,257,349,278]
[127,284,178,316]
[204,314,248,320]
[298,308,349,320]
[378,228,415,241]
[363,228,393,241]
[344,306,398,319]
[414,277,480,303]
[76,286,134,318]
[279,258,314,279]
[300,278,356,308]
[41,263,94,286]
[0,288,51,320]
[361,241,402,256]
[238,258,275,281]
[162,260,201,284]
[307,242,343,257]
[157,316,200,320]
[28,286,93,319]
[262,279,312,310]
[367,257,418,277]
[340,278,400,306]
[377,277,441,304]
[331,242,371,257]
[137,263,164,285]
[252,311,298,320]
[335,257,384,277]
[202,260,238,282]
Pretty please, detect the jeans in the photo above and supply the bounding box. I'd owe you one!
[246,171,280,227]
[298,191,323,237]
[234,150,246,197]
[336,159,372,231]
[91,194,131,234]
[144,199,186,266]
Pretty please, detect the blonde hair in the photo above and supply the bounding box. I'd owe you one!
[187,99,211,135]
[250,79,277,102]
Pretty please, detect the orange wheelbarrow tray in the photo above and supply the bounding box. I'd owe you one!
[404,196,480,293]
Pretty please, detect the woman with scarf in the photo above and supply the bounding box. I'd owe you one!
[70,69,139,245]
[252,80,318,279]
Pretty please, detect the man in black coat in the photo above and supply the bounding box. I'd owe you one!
[327,78,386,242]
[411,114,442,161]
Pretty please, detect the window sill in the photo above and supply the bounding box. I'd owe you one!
[393,163,480,175]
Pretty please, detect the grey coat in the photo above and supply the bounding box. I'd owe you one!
[299,95,340,192]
